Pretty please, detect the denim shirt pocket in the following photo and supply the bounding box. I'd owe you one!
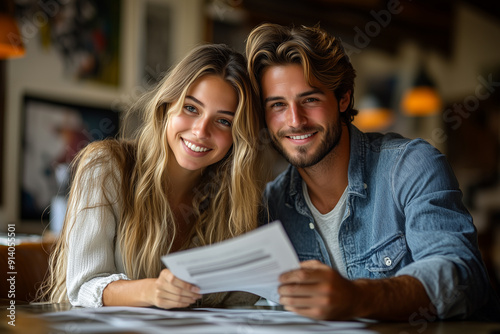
[365,233,407,278]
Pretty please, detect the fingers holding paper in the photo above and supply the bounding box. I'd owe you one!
[278,260,357,320]
[153,269,202,309]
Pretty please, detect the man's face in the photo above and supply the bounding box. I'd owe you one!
[261,64,350,168]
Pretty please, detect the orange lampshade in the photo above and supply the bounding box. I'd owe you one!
[355,92,394,132]
[401,86,442,116]
[0,13,25,58]
[353,107,394,132]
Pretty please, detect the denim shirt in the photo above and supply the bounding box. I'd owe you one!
[264,125,500,320]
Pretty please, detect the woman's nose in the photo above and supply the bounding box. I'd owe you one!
[192,117,210,139]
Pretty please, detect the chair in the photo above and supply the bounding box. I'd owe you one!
[0,241,54,304]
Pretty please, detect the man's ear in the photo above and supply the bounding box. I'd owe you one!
[339,90,351,113]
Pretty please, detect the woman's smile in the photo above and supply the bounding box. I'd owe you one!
[182,138,211,153]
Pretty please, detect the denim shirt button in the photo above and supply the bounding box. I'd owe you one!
[363,183,368,189]
[384,256,392,266]
[309,222,315,230]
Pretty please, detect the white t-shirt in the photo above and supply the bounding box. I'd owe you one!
[302,180,348,277]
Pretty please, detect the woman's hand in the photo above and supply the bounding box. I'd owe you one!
[103,269,202,308]
[150,269,202,309]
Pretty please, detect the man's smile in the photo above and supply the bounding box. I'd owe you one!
[287,133,315,140]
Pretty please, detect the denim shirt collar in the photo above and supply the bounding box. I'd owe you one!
[285,124,368,206]
[347,124,368,198]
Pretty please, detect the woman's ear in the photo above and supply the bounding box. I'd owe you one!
[339,90,351,113]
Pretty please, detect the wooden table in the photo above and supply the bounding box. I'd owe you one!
[2,302,499,334]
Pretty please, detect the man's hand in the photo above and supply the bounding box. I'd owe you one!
[278,260,433,321]
[278,260,359,320]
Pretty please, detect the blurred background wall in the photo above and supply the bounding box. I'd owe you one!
[0,0,499,285]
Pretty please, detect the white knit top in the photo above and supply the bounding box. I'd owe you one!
[63,149,259,307]
[65,156,129,307]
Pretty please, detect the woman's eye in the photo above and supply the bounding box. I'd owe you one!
[184,105,197,113]
[218,119,232,127]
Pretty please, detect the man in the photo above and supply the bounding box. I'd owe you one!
[246,23,500,321]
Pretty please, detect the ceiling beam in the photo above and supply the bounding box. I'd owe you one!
[242,0,454,56]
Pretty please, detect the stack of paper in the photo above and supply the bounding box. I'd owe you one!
[40,306,375,333]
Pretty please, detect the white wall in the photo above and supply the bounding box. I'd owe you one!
[0,0,204,232]
[448,3,500,99]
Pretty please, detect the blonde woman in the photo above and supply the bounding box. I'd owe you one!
[42,44,268,308]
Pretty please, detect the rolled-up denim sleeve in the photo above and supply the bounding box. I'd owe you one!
[393,139,490,319]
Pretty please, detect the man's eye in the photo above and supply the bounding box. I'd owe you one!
[305,98,318,103]
[270,102,285,108]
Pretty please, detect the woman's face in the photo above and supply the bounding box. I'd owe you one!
[167,75,238,172]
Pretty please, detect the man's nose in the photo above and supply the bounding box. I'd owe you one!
[286,103,307,128]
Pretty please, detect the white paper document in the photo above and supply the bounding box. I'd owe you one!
[161,221,300,303]
[40,306,375,334]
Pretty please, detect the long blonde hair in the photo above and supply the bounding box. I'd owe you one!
[42,44,269,303]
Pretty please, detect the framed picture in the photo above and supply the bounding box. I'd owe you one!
[15,0,122,86]
[20,95,120,222]
[0,61,5,205]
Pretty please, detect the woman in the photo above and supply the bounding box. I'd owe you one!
[42,44,269,308]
